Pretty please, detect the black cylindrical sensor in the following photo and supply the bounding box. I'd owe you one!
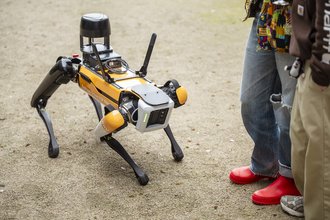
[80,13,110,38]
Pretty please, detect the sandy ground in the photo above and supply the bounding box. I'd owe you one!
[0,0,297,219]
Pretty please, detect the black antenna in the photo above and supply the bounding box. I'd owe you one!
[91,43,114,83]
[138,33,157,77]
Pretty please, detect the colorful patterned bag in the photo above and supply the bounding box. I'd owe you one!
[256,0,292,53]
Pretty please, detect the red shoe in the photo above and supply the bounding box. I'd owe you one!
[229,166,273,184]
[252,175,301,205]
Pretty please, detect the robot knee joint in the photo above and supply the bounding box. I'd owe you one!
[94,110,127,138]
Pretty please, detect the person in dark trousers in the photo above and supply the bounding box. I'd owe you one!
[229,0,300,205]
[280,0,330,219]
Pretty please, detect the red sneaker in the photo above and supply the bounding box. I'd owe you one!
[252,175,301,205]
[229,166,273,184]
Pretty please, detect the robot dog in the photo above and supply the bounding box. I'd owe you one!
[31,13,187,185]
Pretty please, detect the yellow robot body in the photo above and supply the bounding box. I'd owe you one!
[78,65,155,109]
[30,13,187,185]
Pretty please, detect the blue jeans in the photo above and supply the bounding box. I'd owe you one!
[240,18,297,178]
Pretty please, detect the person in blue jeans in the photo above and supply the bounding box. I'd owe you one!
[229,0,300,205]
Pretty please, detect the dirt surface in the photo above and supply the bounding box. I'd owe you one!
[0,0,296,219]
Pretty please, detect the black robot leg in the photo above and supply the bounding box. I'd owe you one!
[89,96,103,121]
[36,104,59,158]
[31,57,76,158]
[164,125,184,161]
[103,135,149,185]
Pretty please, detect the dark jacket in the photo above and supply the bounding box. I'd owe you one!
[290,0,330,86]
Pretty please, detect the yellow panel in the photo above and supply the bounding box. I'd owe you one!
[78,66,120,107]
[115,77,149,89]
[78,66,152,107]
